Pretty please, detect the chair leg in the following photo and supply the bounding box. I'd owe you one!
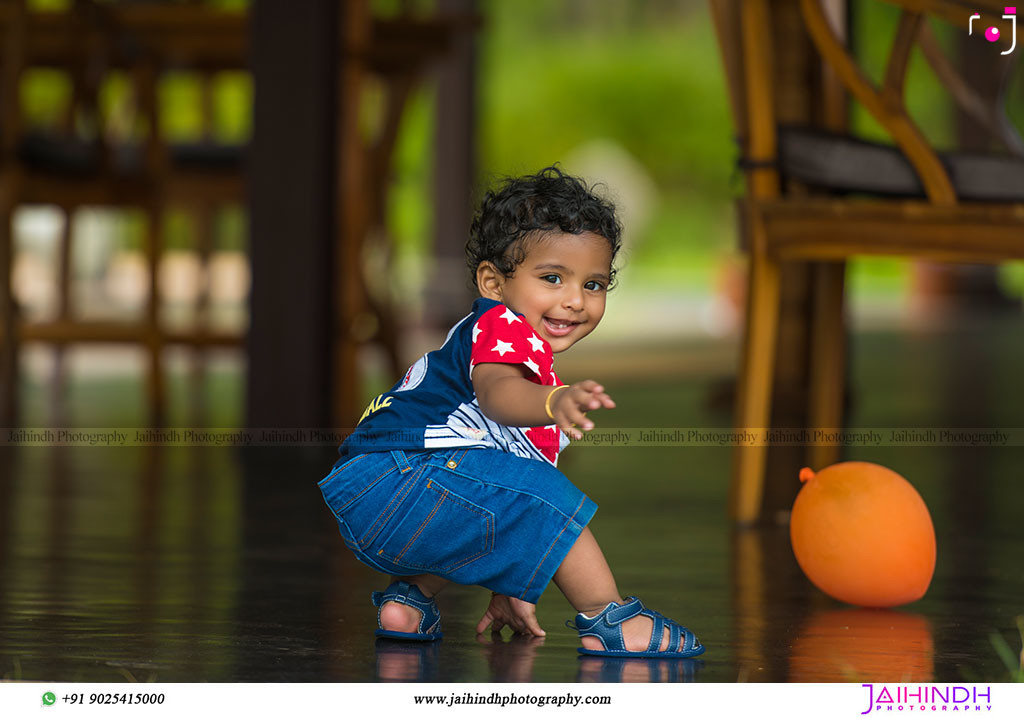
[51,206,72,427]
[190,202,213,427]
[731,249,781,525]
[145,203,165,427]
[807,261,846,470]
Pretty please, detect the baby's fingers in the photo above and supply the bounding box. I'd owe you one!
[518,611,545,637]
[576,380,604,395]
[475,609,495,634]
[477,608,508,635]
[558,418,584,441]
[564,406,593,435]
[583,393,615,411]
[512,615,545,637]
[595,392,616,409]
[576,382,615,410]
[556,410,586,439]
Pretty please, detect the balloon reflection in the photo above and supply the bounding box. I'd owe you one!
[789,608,934,682]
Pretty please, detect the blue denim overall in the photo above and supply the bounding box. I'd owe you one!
[318,446,597,603]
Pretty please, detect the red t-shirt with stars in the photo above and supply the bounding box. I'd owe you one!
[336,298,569,467]
[469,302,566,464]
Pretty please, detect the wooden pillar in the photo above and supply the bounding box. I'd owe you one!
[0,1,26,428]
[428,0,478,331]
[247,0,339,430]
[0,174,15,428]
[334,0,371,428]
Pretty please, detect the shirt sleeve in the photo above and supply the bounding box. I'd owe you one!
[470,304,557,386]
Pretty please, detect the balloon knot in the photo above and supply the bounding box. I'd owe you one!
[799,467,816,483]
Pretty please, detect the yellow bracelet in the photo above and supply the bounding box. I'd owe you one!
[544,384,570,421]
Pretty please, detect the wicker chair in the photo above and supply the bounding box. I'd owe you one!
[710,0,1024,523]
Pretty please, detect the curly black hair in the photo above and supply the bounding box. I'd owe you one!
[466,166,623,289]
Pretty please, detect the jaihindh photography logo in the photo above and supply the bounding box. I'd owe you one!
[970,8,1017,54]
[860,684,993,713]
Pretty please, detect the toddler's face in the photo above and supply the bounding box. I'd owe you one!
[479,231,612,353]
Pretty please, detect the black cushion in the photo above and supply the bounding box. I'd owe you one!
[18,132,101,176]
[776,125,1024,202]
[17,132,246,176]
[170,142,246,172]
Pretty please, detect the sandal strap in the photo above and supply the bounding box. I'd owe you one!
[600,597,645,625]
[666,621,681,653]
[661,615,699,652]
[646,613,665,653]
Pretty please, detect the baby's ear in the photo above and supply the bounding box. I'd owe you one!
[476,261,504,300]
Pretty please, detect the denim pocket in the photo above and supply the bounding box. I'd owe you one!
[319,453,415,550]
[375,467,494,573]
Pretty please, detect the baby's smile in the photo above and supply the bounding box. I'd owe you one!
[541,315,584,338]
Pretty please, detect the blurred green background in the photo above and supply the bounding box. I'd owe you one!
[14,0,1024,427]
[21,0,1024,302]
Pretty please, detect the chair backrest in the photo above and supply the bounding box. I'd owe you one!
[0,0,141,179]
[711,0,1023,206]
[710,0,849,202]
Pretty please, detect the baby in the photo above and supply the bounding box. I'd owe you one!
[319,166,703,658]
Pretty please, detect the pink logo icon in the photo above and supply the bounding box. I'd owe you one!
[969,9,1017,54]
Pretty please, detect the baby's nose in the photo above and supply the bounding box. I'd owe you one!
[562,288,584,308]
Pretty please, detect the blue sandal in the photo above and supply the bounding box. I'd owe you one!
[568,597,704,658]
[371,581,443,642]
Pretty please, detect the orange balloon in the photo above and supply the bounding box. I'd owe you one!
[790,462,936,607]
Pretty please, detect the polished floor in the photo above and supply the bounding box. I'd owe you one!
[1,313,1023,682]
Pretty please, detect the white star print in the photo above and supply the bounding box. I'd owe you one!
[491,339,515,356]
[526,334,545,353]
[472,323,482,344]
[523,357,540,375]
[500,308,520,324]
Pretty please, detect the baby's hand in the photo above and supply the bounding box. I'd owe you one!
[476,592,545,637]
[550,380,616,440]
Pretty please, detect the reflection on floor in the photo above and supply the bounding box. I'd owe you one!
[1,315,1023,682]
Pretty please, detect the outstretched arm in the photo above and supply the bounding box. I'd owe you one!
[472,363,615,440]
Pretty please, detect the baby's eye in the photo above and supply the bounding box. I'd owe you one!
[585,280,607,291]
[540,274,561,284]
